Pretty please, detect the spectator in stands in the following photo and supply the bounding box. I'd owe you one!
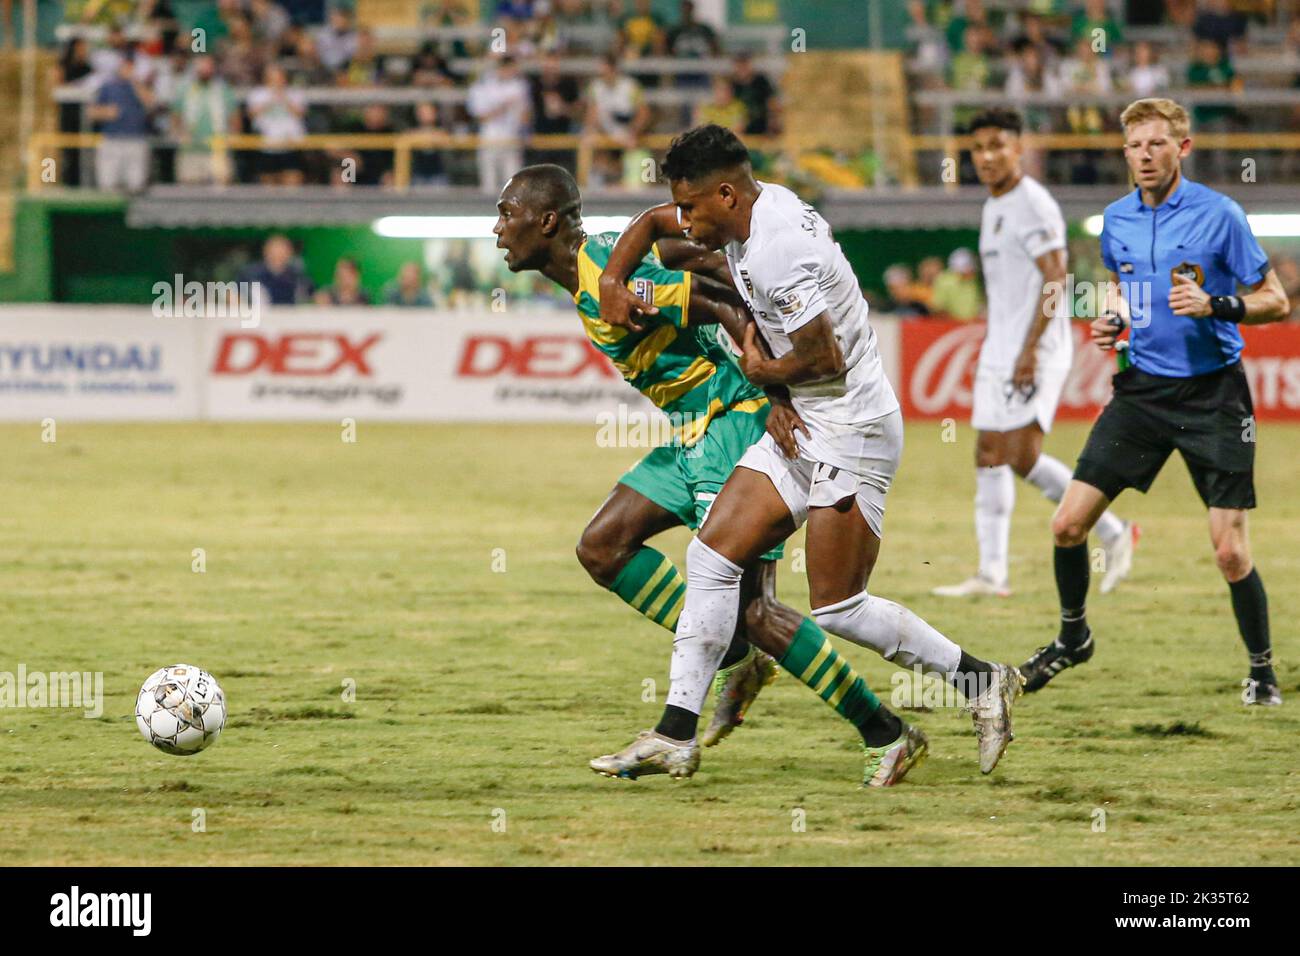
[528,50,581,169]
[411,102,451,186]
[412,40,459,87]
[731,51,779,135]
[383,262,434,307]
[343,27,387,86]
[341,103,397,186]
[931,247,983,321]
[247,63,307,185]
[88,55,155,194]
[315,257,370,305]
[905,0,948,73]
[1059,34,1111,134]
[584,53,650,185]
[315,5,358,73]
[1005,36,1063,101]
[172,55,239,186]
[495,0,536,20]
[217,16,266,88]
[694,74,747,133]
[666,1,720,64]
[237,234,313,305]
[1188,35,1241,126]
[466,54,531,195]
[883,263,932,317]
[1193,0,1247,62]
[1125,40,1170,97]
[90,24,131,83]
[917,255,944,296]
[618,0,666,58]
[945,0,989,55]
[950,23,993,128]
[287,31,336,86]
[1070,0,1123,54]
[249,0,291,49]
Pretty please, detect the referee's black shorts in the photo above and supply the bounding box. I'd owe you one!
[1074,361,1256,510]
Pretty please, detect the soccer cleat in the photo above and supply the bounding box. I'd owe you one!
[1019,633,1095,692]
[1100,521,1141,594]
[589,730,700,780]
[701,647,779,747]
[966,664,1023,774]
[931,574,1012,599]
[1242,677,1283,707]
[862,723,929,788]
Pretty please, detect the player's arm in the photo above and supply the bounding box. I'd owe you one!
[1169,268,1290,325]
[736,311,844,387]
[653,237,732,285]
[598,203,685,331]
[1012,247,1069,390]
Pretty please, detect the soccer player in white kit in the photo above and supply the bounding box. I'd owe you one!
[590,125,1024,786]
[933,108,1138,600]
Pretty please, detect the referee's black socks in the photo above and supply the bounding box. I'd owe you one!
[1055,543,1091,648]
[1229,568,1275,683]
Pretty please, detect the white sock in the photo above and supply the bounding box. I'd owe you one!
[666,537,742,717]
[1027,454,1125,546]
[975,465,1014,585]
[812,591,962,680]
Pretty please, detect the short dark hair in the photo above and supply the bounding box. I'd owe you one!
[510,163,582,222]
[968,108,1023,136]
[661,124,750,183]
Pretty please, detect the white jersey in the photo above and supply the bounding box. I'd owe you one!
[723,181,899,438]
[977,175,1072,371]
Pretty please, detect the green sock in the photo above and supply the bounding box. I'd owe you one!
[609,547,686,632]
[779,617,881,731]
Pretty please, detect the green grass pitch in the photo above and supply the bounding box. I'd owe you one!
[1,420,1296,865]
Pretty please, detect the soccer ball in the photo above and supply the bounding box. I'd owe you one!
[135,665,227,755]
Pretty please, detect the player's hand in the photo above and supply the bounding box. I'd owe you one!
[1090,313,1123,351]
[1169,272,1213,317]
[738,323,769,383]
[1011,348,1038,393]
[765,396,808,460]
[597,276,656,332]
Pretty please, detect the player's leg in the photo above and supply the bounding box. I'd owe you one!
[1006,418,1137,595]
[578,448,694,633]
[933,429,1014,597]
[804,412,1021,773]
[1208,508,1280,705]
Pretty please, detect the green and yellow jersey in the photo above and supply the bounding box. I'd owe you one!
[573,231,765,446]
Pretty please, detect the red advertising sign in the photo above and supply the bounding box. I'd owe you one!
[899,319,1300,422]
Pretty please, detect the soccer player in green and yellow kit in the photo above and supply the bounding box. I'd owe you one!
[495,165,919,785]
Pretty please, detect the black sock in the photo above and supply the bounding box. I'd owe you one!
[1054,543,1091,647]
[859,704,903,748]
[654,704,698,742]
[1229,568,1275,683]
[947,650,993,698]
[719,633,749,670]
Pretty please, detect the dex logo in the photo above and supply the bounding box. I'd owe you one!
[457,335,617,379]
[212,333,381,376]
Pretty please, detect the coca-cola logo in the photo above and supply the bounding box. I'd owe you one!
[906,323,1115,416]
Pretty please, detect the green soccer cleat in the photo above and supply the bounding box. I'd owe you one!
[863,723,929,788]
[701,647,779,747]
[589,730,700,780]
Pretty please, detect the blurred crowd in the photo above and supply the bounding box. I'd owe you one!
[54,0,783,192]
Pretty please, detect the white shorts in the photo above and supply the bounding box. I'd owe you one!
[971,364,1070,434]
[735,408,903,537]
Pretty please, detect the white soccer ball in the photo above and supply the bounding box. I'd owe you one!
[135,665,227,756]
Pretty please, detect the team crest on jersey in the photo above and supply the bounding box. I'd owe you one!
[632,277,655,304]
[1172,261,1205,286]
[1119,262,1135,274]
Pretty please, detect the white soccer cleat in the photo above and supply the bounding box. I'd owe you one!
[932,574,1011,599]
[589,730,700,780]
[1100,522,1140,595]
[966,664,1024,774]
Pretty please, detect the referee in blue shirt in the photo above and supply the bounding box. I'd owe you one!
[1021,98,1291,704]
